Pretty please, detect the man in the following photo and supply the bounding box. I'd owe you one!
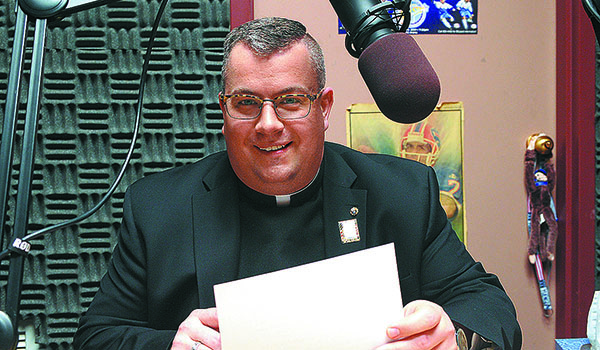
[74,17,521,350]
[433,0,455,30]
[399,122,441,167]
[456,0,474,30]
[399,122,462,221]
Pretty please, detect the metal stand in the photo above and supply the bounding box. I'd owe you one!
[0,1,119,349]
[1,7,48,349]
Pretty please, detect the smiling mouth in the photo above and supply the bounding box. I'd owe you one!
[257,142,291,152]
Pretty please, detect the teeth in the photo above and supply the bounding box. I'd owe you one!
[260,144,286,151]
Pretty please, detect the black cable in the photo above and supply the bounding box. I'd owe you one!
[0,0,171,261]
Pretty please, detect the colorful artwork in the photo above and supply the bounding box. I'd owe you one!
[407,0,478,34]
[337,0,478,36]
[346,102,466,244]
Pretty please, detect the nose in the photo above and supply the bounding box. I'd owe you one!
[255,101,284,135]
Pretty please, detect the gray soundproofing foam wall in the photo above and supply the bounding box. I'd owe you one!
[0,0,229,348]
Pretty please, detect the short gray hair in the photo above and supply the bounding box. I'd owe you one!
[221,17,326,91]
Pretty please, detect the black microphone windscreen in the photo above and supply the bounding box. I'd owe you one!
[358,33,441,124]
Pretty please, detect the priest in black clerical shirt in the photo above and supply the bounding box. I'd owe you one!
[74,17,521,350]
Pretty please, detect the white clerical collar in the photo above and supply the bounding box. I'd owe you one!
[274,194,292,207]
[237,167,322,208]
[273,167,321,207]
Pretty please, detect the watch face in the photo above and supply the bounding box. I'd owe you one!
[456,328,468,350]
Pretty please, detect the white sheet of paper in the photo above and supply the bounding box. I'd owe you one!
[214,243,403,350]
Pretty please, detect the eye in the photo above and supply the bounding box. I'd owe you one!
[235,96,260,107]
[277,96,303,105]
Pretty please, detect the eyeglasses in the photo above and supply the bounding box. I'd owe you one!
[220,90,323,120]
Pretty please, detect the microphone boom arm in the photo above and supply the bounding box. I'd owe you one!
[18,0,118,18]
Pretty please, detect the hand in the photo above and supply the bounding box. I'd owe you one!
[171,308,221,350]
[375,300,457,350]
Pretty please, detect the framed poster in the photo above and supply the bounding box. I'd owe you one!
[346,102,467,244]
[407,0,478,34]
[337,0,478,35]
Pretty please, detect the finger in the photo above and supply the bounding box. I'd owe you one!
[379,301,456,350]
[387,302,442,339]
[191,327,221,350]
[192,340,216,350]
[376,325,455,350]
[189,309,221,349]
[172,309,221,350]
[431,337,458,350]
[193,308,220,331]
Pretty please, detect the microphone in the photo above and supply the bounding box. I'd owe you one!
[358,32,441,123]
[329,0,441,123]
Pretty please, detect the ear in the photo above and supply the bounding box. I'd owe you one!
[318,87,334,131]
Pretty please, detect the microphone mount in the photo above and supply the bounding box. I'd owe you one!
[334,0,412,58]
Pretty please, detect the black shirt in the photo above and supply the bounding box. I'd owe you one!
[236,171,325,279]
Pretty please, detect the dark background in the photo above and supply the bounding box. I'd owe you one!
[0,0,229,348]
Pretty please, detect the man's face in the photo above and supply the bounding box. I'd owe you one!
[402,141,433,164]
[220,42,333,195]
